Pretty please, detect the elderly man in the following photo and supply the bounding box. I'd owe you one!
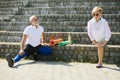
[6,15,44,67]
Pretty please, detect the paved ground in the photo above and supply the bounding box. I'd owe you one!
[0,59,120,80]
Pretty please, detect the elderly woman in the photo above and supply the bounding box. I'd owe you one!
[6,15,44,67]
[87,6,111,68]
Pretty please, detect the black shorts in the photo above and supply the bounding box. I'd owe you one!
[24,44,42,56]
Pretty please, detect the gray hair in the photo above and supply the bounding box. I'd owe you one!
[29,15,38,23]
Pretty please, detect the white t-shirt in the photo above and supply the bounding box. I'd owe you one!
[87,17,111,42]
[23,25,44,47]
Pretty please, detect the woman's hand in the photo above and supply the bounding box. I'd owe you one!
[92,40,97,45]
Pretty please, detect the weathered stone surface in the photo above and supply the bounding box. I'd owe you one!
[0,0,120,64]
[0,42,120,64]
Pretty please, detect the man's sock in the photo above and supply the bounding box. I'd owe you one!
[13,52,28,63]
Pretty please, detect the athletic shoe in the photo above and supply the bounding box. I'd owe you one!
[6,53,14,67]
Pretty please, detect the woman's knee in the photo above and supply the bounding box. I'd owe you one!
[98,46,104,50]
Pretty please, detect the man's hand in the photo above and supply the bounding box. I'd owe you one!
[41,43,44,45]
[18,49,24,55]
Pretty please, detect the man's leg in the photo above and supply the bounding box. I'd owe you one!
[14,44,36,62]
[33,45,42,60]
[37,45,52,55]
[6,51,29,67]
[6,44,33,67]
[6,53,14,67]
[13,51,28,63]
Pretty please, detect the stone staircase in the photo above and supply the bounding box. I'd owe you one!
[0,0,120,64]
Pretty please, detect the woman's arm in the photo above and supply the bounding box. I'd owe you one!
[104,22,111,41]
[87,22,95,42]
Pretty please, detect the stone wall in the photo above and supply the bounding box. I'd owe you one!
[0,0,120,64]
[0,43,120,64]
[0,32,120,45]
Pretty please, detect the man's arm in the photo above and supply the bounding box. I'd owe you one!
[41,32,44,45]
[19,34,28,54]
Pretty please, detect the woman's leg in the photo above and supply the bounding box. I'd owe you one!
[98,46,104,64]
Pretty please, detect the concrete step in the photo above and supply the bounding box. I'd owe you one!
[0,6,120,15]
[0,14,119,23]
[0,42,120,64]
[0,31,120,45]
[0,1,23,8]
[0,20,120,32]
[1,0,119,2]
[0,20,119,33]
[0,0,119,8]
